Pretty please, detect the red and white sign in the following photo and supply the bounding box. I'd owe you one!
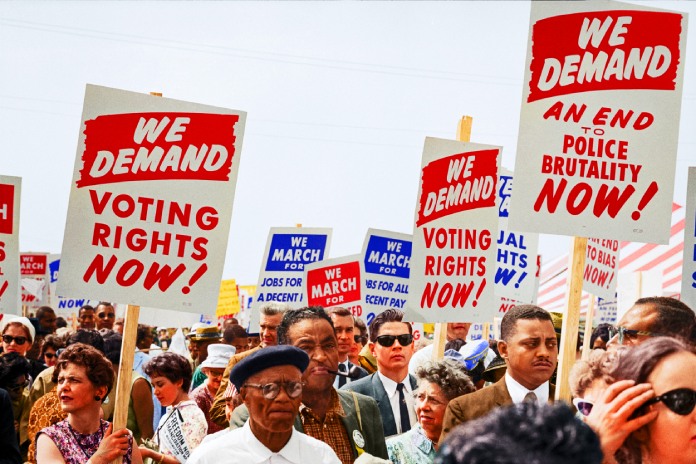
[304,255,364,321]
[20,253,48,277]
[583,238,619,300]
[407,137,500,323]
[0,176,21,315]
[58,85,246,313]
[509,1,687,244]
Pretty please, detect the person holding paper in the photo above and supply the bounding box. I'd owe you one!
[139,352,207,464]
[35,343,142,464]
[188,345,340,464]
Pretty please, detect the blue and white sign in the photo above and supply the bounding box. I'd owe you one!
[681,167,696,310]
[361,229,412,319]
[48,254,99,313]
[495,169,540,303]
[252,227,332,309]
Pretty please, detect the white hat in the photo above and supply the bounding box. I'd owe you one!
[200,344,236,369]
[0,315,35,343]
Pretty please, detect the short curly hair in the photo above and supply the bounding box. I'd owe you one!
[52,343,115,401]
[568,348,619,398]
[277,306,334,346]
[416,358,475,402]
[143,352,193,392]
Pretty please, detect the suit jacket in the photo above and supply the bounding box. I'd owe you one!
[440,378,556,441]
[340,372,418,438]
[230,389,388,460]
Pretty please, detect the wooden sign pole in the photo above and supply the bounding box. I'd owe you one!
[554,236,587,402]
[432,116,473,361]
[581,294,596,360]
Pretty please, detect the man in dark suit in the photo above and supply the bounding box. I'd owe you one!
[440,304,558,440]
[341,309,418,438]
[230,306,388,461]
[327,307,368,389]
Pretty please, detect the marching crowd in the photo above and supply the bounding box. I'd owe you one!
[1,297,696,464]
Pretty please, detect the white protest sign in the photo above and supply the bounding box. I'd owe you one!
[407,137,500,323]
[58,85,246,312]
[361,229,412,322]
[253,227,331,308]
[495,169,540,302]
[21,252,49,308]
[596,297,618,325]
[48,254,99,313]
[583,238,619,300]
[159,409,190,463]
[0,176,21,315]
[681,167,696,309]
[509,1,688,244]
[304,255,363,322]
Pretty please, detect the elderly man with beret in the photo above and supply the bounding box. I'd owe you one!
[188,345,340,463]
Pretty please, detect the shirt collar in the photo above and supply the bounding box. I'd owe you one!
[378,371,412,397]
[243,420,301,463]
[299,388,344,419]
[505,372,549,405]
[411,424,434,455]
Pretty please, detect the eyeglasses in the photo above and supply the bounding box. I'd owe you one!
[354,335,367,344]
[2,335,29,345]
[97,313,115,319]
[376,334,413,347]
[572,398,594,416]
[608,326,663,345]
[643,388,696,416]
[7,379,29,394]
[244,381,304,400]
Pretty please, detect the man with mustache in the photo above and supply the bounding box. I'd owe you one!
[440,304,558,440]
[230,306,389,463]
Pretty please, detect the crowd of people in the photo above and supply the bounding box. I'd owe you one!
[1,296,696,464]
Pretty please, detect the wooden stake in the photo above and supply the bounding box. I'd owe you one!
[432,116,473,361]
[581,294,596,360]
[555,236,587,402]
[112,304,139,464]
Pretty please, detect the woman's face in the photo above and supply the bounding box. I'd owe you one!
[644,351,696,464]
[56,363,106,414]
[203,368,224,393]
[415,381,449,443]
[151,374,184,407]
[2,324,32,356]
[43,347,58,367]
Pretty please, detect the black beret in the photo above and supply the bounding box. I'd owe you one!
[230,345,310,390]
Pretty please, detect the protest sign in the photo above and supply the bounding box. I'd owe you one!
[159,409,191,463]
[407,137,500,323]
[495,169,540,302]
[304,254,364,322]
[361,229,412,318]
[583,238,620,299]
[58,85,246,312]
[21,252,49,308]
[253,227,331,308]
[0,176,21,315]
[681,167,696,309]
[48,254,98,312]
[509,1,688,244]
[216,279,240,318]
[596,297,618,325]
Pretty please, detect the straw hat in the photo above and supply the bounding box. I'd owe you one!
[190,325,221,341]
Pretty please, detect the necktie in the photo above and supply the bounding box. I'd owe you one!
[338,363,347,388]
[524,391,538,404]
[396,383,411,433]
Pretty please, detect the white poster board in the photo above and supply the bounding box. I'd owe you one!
[0,176,21,315]
[407,137,500,323]
[509,1,688,244]
[361,229,412,323]
[58,85,246,312]
[681,167,696,309]
[495,169,540,302]
[583,238,620,300]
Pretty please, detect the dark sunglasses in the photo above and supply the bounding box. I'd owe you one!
[44,353,57,359]
[97,313,115,319]
[643,388,696,415]
[354,335,367,344]
[376,334,413,347]
[572,398,593,416]
[2,335,28,345]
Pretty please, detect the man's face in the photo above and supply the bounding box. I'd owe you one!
[330,314,355,361]
[260,313,283,347]
[607,304,659,349]
[498,318,558,391]
[446,323,471,341]
[370,321,415,376]
[230,337,248,354]
[95,304,116,330]
[286,318,339,393]
[78,309,96,330]
[242,365,303,435]
[39,310,57,333]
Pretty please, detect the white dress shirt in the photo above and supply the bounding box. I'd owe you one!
[378,371,417,434]
[332,360,354,389]
[187,421,341,464]
[505,372,550,405]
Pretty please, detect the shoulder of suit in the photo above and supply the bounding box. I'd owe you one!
[337,389,377,406]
